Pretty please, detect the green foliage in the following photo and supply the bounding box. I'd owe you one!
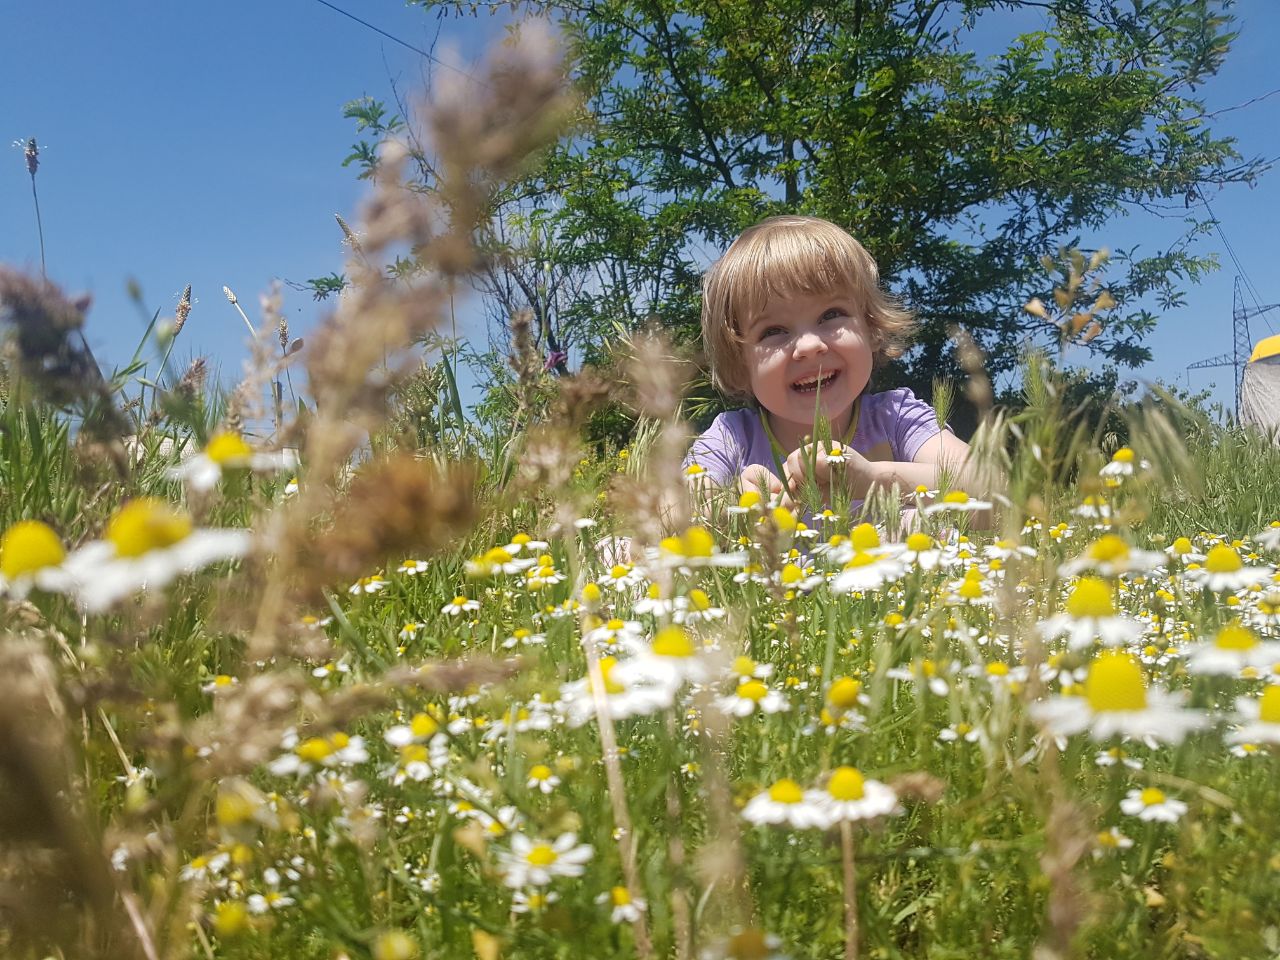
[403,0,1263,398]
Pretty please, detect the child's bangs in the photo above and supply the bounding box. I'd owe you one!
[728,228,866,332]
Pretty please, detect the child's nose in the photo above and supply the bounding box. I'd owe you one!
[792,330,828,358]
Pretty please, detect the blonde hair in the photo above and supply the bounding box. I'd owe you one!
[700,216,916,399]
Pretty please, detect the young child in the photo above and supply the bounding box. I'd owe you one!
[685,215,976,513]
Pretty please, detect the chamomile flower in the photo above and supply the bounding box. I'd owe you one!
[937,721,983,745]
[922,490,993,516]
[614,626,712,688]
[898,532,944,571]
[807,767,901,823]
[655,526,748,569]
[1255,522,1280,552]
[597,886,647,924]
[1119,787,1187,823]
[349,574,388,595]
[1094,826,1135,855]
[727,655,774,684]
[1182,622,1280,675]
[1036,578,1145,650]
[598,563,645,591]
[727,491,764,515]
[1163,537,1204,564]
[831,550,905,593]
[558,656,676,727]
[504,532,550,555]
[0,519,76,599]
[168,431,294,491]
[741,778,829,829]
[526,764,561,794]
[1183,545,1272,593]
[510,889,559,914]
[1099,447,1148,481]
[60,499,252,612]
[502,627,548,649]
[441,594,481,616]
[716,679,789,717]
[465,546,536,577]
[1228,685,1280,744]
[678,588,728,623]
[498,833,593,888]
[268,730,369,777]
[1031,652,1209,743]
[396,558,430,575]
[398,622,423,642]
[584,617,646,652]
[1059,534,1164,578]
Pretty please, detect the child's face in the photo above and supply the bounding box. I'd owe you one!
[743,288,874,434]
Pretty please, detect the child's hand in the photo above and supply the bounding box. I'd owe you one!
[739,465,790,506]
[782,443,881,501]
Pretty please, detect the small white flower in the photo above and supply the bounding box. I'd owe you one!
[716,679,789,717]
[1227,686,1280,744]
[922,490,992,516]
[0,519,78,600]
[498,833,593,888]
[741,778,829,829]
[1183,545,1272,593]
[441,594,481,616]
[1119,787,1187,823]
[807,767,901,823]
[526,763,561,794]
[168,431,295,492]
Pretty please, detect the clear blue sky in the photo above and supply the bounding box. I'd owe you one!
[3,1,1278,416]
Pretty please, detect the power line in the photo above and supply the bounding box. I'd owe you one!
[306,0,484,85]
[1198,188,1275,334]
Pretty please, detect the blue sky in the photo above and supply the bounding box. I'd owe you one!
[3,1,1278,416]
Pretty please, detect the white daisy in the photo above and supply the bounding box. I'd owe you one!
[1255,522,1280,552]
[716,679,789,717]
[557,656,676,728]
[1059,534,1164,578]
[1036,578,1145,650]
[597,886,647,924]
[1182,622,1280,675]
[831,550,905,593]
[498,833,593,888]
[441,594,481,616]
[0,519,77,599]
[1119,787,1186,823]
[741,779,829,829]
[922,490,993,516]
[1031,652,1209,743]
[807,767,901,823]
[1228,686,1280,744]
[613,626,712,689]
[526,764,561,794]
[168,431,295,491]
[1183,545,1272,593]
[60,498,252,612]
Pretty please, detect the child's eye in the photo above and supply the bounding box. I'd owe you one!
[820,308,847,323]
[758,326,787,341]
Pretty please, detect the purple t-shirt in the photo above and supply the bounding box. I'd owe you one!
[684,387,947,487]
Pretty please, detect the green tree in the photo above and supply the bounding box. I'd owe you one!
[369,1,1265,411]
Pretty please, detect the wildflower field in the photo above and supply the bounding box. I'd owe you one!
[7,30,1280,960]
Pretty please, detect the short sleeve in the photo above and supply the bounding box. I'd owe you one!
[891,388,947,462]
[684,414,744,487]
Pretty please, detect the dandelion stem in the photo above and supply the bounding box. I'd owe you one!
[841,820,859,960]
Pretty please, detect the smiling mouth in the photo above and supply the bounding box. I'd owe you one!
[791,370,840,394]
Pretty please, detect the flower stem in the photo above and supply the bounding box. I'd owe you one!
[841,820,859,960]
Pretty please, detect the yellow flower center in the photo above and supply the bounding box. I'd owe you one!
[610,885,631,906]
[844,550,878,569]
[597,657,626,695]
[652,626,695,658]
[106,499,193,557]
[1139,787,1166,807]
[410,713,438,738]
[826,766,866,801]
[1204,545,1243,574]
[526,844,558,867]
[1084,653,1147,712]
[942,490,970,504]
[771,507,798,533]
[1088,535,1129,564]
[1112,447,1134,463]
[689,588,713,610]
[609,565,629,579]
[827,677,861,710]
[529,764,552,781]
[958,577,984,600]
[737,680,768,702]
[986,662,1009,676]
[767,779,804,804]
[451,595,468,607]
[906,533,934,553]
[204,431,253,465]
[0,520,65,578]
[1214,622,1258,651]
[295,737,333,762]
[737,491,762,510]
[732,656,757,677]
[1259,686,1280,725]
[780,563,804,585]
[1171,537,1193,555]
[850,522,881,551]
[660,526,714,558]
[1066,577,1116,619]
[400,744,429,764]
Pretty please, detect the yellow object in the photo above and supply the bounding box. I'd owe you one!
[1250,333,1280,363]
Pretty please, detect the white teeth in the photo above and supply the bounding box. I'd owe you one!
[792,372,837,390]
